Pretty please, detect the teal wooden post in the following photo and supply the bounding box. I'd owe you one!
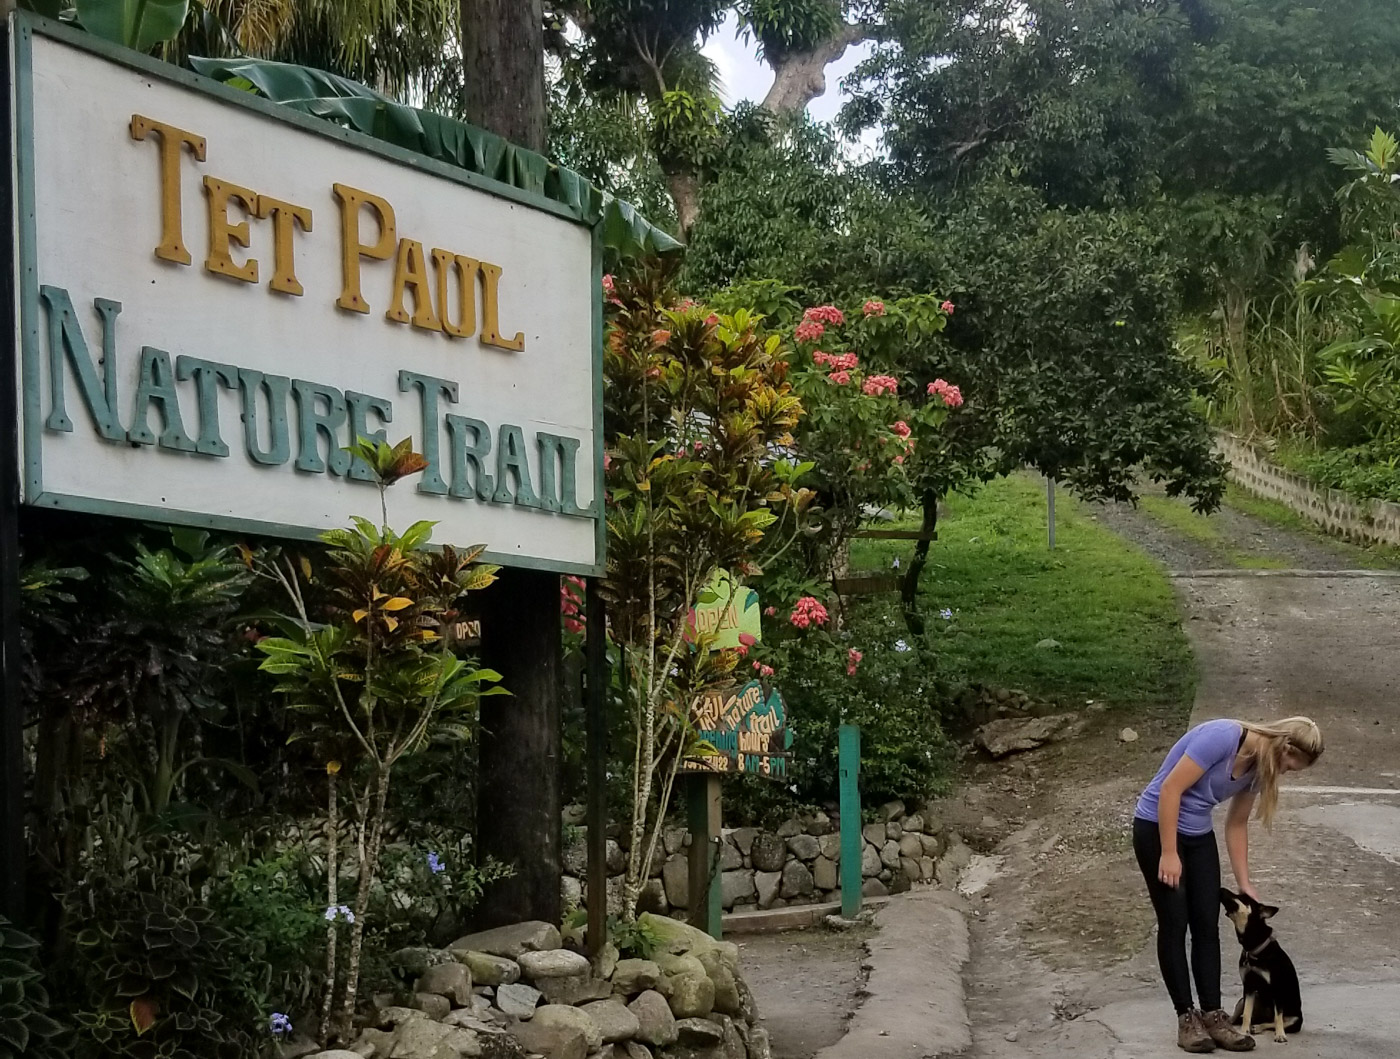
[687,773,723,939]
[838,724,862,919]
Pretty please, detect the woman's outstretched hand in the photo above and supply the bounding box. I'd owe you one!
[1159,852,1183,888]
[1239,881,1261,902]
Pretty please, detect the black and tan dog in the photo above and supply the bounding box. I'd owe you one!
[1220,888,1304,1043]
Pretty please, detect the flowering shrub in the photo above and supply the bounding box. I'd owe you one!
[928,378,964,408]
[727,601,954,823]
[862,374,900,397]
[789,595,829,629]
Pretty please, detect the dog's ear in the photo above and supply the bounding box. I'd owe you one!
[1259,904,1279,920]
[1219,888,1239,910]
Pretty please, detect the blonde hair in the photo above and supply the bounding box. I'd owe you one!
[1240,716,1324,828]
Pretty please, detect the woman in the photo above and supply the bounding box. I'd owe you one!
[1133,716,1323,1053]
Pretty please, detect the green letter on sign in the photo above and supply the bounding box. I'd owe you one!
[39,286,124,441]
[398,370,457,495]
[291,380,351,475]
[238,369,292,466]
[446,414,493,501]
[346,391,394,482]
[176,356,238,457]
[128,347,196,451]
[492,424,540,508]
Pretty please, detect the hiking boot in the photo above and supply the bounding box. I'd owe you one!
[1178,1010,1215,1053]
[1201,1008,1256,1051]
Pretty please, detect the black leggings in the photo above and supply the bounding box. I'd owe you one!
[1132,817,1222,1015]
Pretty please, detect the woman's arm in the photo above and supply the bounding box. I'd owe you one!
[1157,756,1207,887]
[1226,791,1258,899]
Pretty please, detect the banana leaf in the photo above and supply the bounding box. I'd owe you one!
[187,55,683,263]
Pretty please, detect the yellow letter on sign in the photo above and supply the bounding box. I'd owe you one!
[130,114,207,266]
[332,183,397,314]
[254,195,314,296]
[203,176,259,284]
[478,262,525,352]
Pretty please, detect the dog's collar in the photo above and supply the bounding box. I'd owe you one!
[1245,936,1274,958]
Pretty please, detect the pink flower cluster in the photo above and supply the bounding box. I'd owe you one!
[804,305,845,326]
[846,648,863,676]
[863,374,899,397]
[890,420,911,438]
[763,605,777,617]
[863,300,885,317]
[927,378,964,408]
[827,370,852,385]
[789,596,830,630]
[941,300,955,315]
[812,351,858,371]
[602,274,622,307]
[752,660,776,678]
[795,321,825,343]
[561,575,587,635]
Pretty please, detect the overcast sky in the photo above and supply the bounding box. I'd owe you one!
[701,11,875,130]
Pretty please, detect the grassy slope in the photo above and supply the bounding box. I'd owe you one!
[849,474,1195,713]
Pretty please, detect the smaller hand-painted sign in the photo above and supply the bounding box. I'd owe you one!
[685,679,792,780]
[687,569,762,652]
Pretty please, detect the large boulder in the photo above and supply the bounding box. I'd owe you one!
[627,991,678,1047]
[519,949,591,980]
[975,713,1082,758]
[665,971,715,1019]
[749,833,786,873]
[612,959,663,996]
[391,1018,482,1058]
[860,845,881,878]
[729,828,758,857]
[897,834,923,861]
[538,974,614,1006]
[674,1019,723,1047]
[581,999,641,1043]
[662,855,689,909]
[818,833,841,861]
[811,856,838,892]
[531,1006,603,1052]
[754,871,781,909]
[496,983,542,1020]
[510,1014,589,1059]
[417,963,474,1007]
[718,840,743,872]
[879,841,901,870]
[410,992,452,1020]
[637,915,739,971]
[458,951,521,987]
[785,835,820,861]
[780,860,814,899]
[451,922,562,959]
[720,870,756,909]
[638,879,669,915]
[390,947,459,978]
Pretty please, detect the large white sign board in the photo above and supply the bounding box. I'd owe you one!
[11,20,603,575]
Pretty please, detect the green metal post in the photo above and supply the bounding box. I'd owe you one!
[839,724,862,919]
[687,773,723,939]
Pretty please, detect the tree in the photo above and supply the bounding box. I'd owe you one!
[739,0,880,117]
[600,263,809,915]
[461,0,547,148]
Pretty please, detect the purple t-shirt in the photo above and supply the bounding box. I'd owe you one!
[1134,719,1255,835]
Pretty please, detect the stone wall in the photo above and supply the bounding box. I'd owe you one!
[562,800,964,918]
[1219,434,1400,549]
[316,916,769,1059]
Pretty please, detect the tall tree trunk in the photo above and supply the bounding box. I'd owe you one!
[666,170,702,243]
[900,490,939,636]
[460,0,547,151]
[459,0,563,928]
[476,570,564,927]
[761,23,873,117]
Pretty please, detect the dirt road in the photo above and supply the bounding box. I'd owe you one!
[959,497,1400,1058]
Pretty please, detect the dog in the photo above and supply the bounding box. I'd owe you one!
[1220,888,1304,1043]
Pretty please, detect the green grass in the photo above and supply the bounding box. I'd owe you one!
[849,474,1195,713]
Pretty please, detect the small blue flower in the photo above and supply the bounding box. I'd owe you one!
[427,852,445,875]
[894,639,910,653]
[940,608,953,621]
[325,904,355,924]
[269,1012,293,1038]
